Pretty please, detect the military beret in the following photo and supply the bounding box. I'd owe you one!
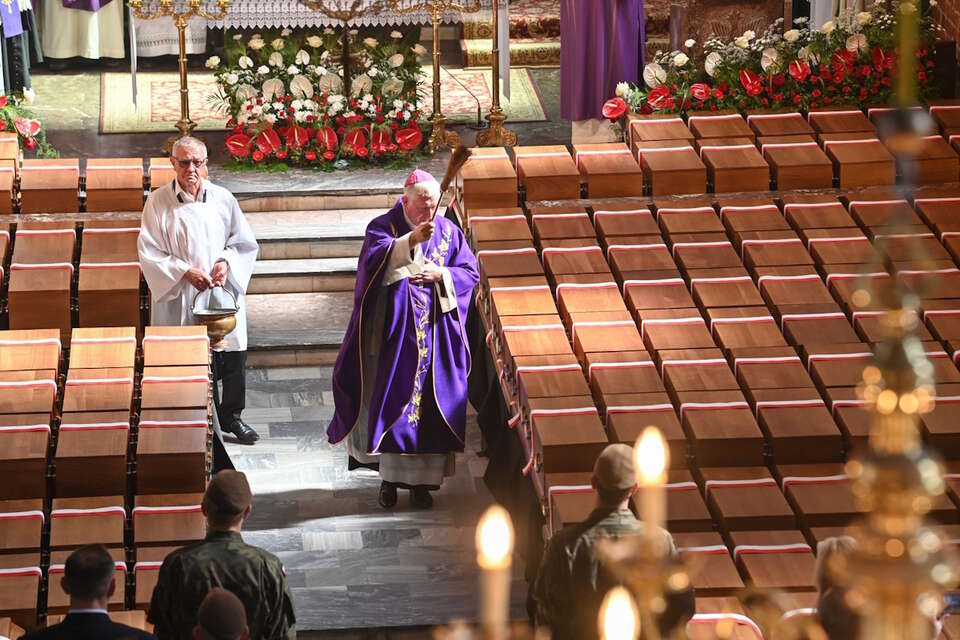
[203,470,252,518]
[593,443,636,491]
[197,587,247,640]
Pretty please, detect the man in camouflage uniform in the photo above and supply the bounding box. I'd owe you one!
[148,471,296,640]
[533,444,692,640]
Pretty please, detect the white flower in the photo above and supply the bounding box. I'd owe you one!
[846,33,868,53]
[268,51,284,67]
[734,36,749,48]
[673,52,689,67]
[22,87,35,103]
[306,35,323,48]
[289,75,314,99]
[271,38,285,50]
[318,73,343,93]
[351,73,373,96]
[413,43,427,55]
[315,66,327,76]
[783,29,800,42]
[257,65,269,75]
[642,62,666,88]
[281,27,292,36]
[367,67,378,77]
[760,47,779,71]
[234,84,257,101]
[204,56,220,69]
[684,38,695,48]
[821,20,835,34]
[743,30,756,40]
[615,81,630,97]
[291,99,303,110]
[295,49,310,65]
[324,28,335,34]
[232,33,243,41]
[225,72,239,85]
[402,110,411,121]
[320,50,330,61]
[238,55,253,69]
[262,78,285,102]
[248,37,265,51]
[857,11,872,25]
[264,114,277,124]
[349,29,359,35]
[271,101,284,112]
[704,51,722,77]
[391,30,403,38]
[382,76,404,96]
[388,53,405,68]
[286,65,300,75]
[363,37,378,48]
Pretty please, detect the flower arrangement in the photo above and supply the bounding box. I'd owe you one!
[604,1,940,120]
[208,27,427,170]
[0,90,56,158]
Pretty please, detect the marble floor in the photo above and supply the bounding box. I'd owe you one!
[223,366,529,637]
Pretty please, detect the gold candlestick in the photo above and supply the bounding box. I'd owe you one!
[475,0,516,147]
[128,0,231,153]
[391,0,481,153]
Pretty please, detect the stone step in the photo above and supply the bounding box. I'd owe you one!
[250,258,358,294]
[246,291,352,367]
[253,224,367,260]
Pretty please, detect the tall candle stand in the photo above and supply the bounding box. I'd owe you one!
[128,0,231,153]
[475,0,516,147]
[391,0,481,153]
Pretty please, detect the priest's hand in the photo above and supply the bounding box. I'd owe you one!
[409,220,434,246]
[410,262,444,286]
[185,266,214,291]
[210,260,229,287]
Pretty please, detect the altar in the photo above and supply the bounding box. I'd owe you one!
[208,0,493,28]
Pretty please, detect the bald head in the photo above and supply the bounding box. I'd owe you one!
[193,588,248,640]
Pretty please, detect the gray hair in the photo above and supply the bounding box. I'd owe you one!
[404,179,440,201]
[171,136,207,159]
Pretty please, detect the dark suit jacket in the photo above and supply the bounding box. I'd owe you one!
[22,612,156,640]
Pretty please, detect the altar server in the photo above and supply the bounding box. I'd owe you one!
[327,169,479,510]
[138,136,260,446]
[40,0,125,60]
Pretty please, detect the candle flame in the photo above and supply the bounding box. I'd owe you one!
[635,427,668,485]
[599,586,640,640]
[476,505,514,569]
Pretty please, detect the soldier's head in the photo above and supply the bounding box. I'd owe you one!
[61,544,118,607]
[202,470,253,531]
[591,443,639,508]
[171,136,208,194]
[193,587,249,640]
[402,168,441,225]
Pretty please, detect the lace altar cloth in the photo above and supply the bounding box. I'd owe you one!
[200,0,493,28]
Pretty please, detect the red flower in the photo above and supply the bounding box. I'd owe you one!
[739,70,763,97]
[316,126,338,151]
[918,70,927,83]
[0,121,7,132]
[305,150,317,161]
[396,126,423,151]
[646,85,675,110]
[23,137,36,150]
[225,133,253,158]
[254,128,282,155]
[773,74,786,88]
[873,47,893,72]
[323,150,335,160]
[356,146,369,158]
[689,83,710,101]
[793,94,802,104]
[252,150,264,162]
[0,96,8,108]
[276,149,288,160]
[344,128,368,151]
[713,88,724,100]
[812,88,822,98]
[788,60,811,83]
[371,128,390,153]
[601,97,628,121]
[14,117,40,138]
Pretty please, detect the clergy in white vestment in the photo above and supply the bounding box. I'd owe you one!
[138,136,261,448]
[40,0,124,59]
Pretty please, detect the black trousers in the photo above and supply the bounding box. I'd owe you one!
[213,350,246,426]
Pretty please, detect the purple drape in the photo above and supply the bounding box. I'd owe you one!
[560,0,643,122]
[327,201,478,455]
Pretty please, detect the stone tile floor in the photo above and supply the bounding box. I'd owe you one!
[223,366,528,636]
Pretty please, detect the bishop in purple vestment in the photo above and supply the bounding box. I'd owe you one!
[327,170,479,510]
[561,0,644,122]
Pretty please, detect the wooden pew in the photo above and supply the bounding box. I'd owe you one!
[84,158,145,212]
[19,159,80,214]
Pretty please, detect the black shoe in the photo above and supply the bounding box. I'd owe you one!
[227,418,259,445]
[409,487,433,510]
[379,481,398,509]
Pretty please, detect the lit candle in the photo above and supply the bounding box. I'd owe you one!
[635,427,668,546]
[476,504,514,639]
[599,586,640,640]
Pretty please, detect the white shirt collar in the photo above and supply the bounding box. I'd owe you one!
[174,178,207,203]
[68,608,109,615]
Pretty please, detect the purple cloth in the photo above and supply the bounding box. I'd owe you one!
[327,201,479,455]
[560,0,643,121]
[61,0,113,10]
[1,0,21,38]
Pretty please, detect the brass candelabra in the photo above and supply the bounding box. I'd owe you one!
[128,0,231,153]
[475,0,516,148]
[297,0,386,96]
[391,0,481,153]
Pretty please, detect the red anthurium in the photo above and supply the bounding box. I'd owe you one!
[225,133,253,158]
[252,150,264,162]
[601,97,628,121]
[872,47,893,72]
[316,126,338,151]
[788,60,811,82]
[0,96,8,108]
[646,85,675,110]
[14,117,40,138]
[370,128,390,153]
[739,70,763,97]
[254,128,282,155]
[689,83,710,101]
[284,124,310,149]
[323,150,335,160]
[24,137,36,150]
[344,127,368,150]
[396,126,422,151]
[356,146,369,158]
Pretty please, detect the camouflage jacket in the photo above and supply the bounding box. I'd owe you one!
[147,531,296,640]
[533,507,677,640]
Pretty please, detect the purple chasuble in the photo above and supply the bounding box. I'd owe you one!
[560,0,643,122]
[61,0,114,10]
[327,201,479,455]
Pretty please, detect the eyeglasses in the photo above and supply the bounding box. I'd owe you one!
[174,157,207,169]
